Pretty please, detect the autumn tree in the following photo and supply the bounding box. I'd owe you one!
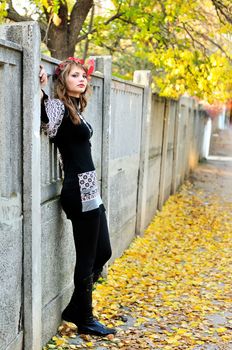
[88,0,232,102]
[0,0,95,59]
[0,0,231,102]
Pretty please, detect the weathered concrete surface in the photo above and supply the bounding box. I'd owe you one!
[0,32,23,350]
[108,79,144,259]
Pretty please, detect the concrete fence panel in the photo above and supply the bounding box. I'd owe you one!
[191,107,205,169]
[166,101,177,194]
[109,78,144,258]
[0,21,42,350]
[144,94,165,223]
[159,99,178,208]
[174,101,188,188]
[0,39,23,350]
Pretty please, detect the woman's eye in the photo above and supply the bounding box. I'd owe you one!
[71,74,87,79]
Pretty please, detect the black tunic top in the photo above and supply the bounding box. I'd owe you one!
[41,92,104,219]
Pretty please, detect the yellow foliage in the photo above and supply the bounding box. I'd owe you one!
[44,182,232,349]
[93,182,232,348]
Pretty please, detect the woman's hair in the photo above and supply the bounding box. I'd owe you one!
[54,59,91,125]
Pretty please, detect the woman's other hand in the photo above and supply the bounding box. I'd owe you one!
[39,64,48,98]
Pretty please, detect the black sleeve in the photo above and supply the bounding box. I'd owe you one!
[41,90,49,124]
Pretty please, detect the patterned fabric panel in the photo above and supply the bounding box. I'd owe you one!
[78,170,102,212]
[42,98,65,138]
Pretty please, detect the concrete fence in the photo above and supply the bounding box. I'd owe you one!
[0,22,206,350]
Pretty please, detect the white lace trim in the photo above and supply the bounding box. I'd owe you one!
[78,170,102,212]
[42,98,65,138]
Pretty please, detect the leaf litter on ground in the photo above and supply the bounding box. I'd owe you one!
[43,181,232,350]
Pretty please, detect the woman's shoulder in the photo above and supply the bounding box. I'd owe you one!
[44,97,65,113]
[44,97,66,122]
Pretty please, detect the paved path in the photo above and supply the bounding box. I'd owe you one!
[188,157,232,350]
[190,157,232,202]
[44,157,232,350]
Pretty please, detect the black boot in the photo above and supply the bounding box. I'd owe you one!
[93,268,103,284]
[62,274,116,336]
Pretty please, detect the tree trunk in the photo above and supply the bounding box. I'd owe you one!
[47,25,71,60]
[46,0,93,60]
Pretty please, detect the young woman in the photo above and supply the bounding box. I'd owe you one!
[39,57,116,336]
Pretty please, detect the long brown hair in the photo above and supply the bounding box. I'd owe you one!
[54,60,91,125]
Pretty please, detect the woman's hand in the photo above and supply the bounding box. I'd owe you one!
[39,64,48,98]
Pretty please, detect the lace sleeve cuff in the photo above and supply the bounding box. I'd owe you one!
[42,98,65,138]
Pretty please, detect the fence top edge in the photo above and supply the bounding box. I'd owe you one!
[152,93,181,104]
[112,76,145,89]
[0,38,23,52]
[41,53,60,64]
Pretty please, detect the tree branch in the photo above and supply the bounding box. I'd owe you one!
[6,1,33,22]
[6,1,47,38]
[69,0,93,47]
[76,11,124,43]
[118,17,136,25]
[200,32,232,60]
[182,23,207,54]
[83,3,95,59]
[211,0,232,24]
[184,23,232,61]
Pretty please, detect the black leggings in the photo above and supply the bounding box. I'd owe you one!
[70,210,112,285]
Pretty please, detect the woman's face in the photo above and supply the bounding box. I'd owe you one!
[65,65,88,97]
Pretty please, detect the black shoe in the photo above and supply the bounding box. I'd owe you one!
[62,274,116,336]
[77,318,116,336]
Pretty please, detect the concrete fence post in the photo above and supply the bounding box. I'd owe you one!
[185,102,192,178]
[0,22,42,350]
[133,70,152,235]
[171,101,180,194]
[91,56,112,220]
[181,98,191,180]
[158,100,170,209]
